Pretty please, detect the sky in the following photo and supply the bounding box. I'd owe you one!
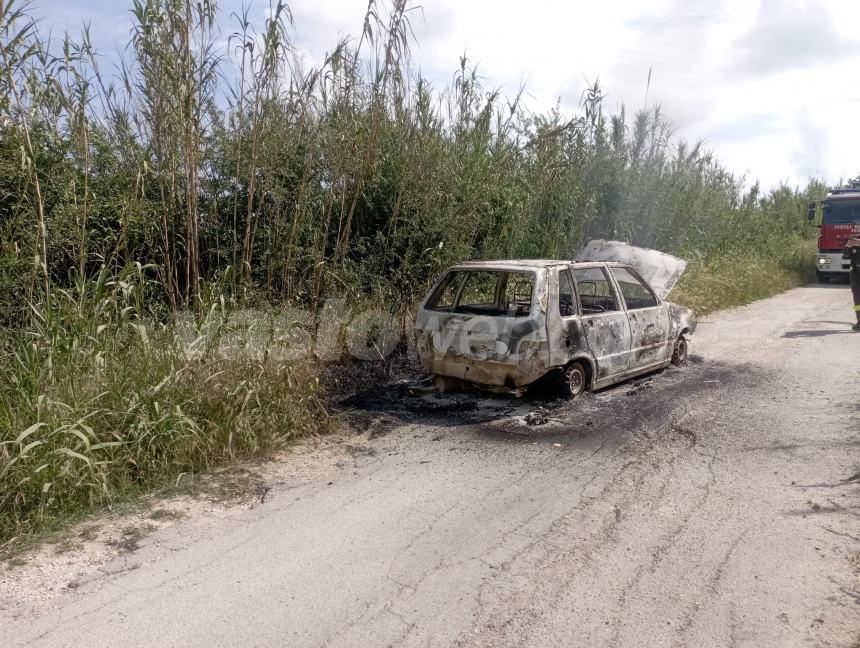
[38,0,860,190]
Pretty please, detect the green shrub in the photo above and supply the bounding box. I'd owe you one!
[0,266,325,543]
[672,239,816,315]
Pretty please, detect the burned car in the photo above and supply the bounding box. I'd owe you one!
[414,241,697,398]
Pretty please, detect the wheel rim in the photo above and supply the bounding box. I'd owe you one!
[568,367,584,395]
[675,338,687,363]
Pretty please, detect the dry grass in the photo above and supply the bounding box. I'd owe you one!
[672,253,815,315]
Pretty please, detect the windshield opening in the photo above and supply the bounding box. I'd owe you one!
[425,270,536,317]
[823,201,860,225]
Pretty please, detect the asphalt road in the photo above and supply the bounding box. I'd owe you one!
[4,284,859,647]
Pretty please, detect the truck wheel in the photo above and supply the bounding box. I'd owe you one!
[816,270,829,284]
[560,361,587,399]
[671,335,688,366]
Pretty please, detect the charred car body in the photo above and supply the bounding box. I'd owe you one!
[414,241,697,398]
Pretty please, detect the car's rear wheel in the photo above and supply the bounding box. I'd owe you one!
[560,361,587,399]
[671,335,688,366]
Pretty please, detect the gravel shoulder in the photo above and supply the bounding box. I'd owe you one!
[2,284,859,648]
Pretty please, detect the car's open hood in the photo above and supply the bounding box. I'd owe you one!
[574,240,687,299]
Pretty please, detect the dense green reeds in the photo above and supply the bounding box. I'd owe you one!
[0,264,324,544]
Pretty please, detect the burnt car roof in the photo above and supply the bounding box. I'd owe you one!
[450,259,627,271]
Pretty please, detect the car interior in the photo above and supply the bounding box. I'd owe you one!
[573,268,619,313]
[426,270,535,317]
[611,267,659,310]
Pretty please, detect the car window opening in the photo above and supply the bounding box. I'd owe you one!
[558,269,576,316]
[572,267,619,313]
[611,267,659,310]
[426,270,535,317]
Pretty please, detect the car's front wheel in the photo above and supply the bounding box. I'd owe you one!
[671,335,688,366]
[560,361,587,399]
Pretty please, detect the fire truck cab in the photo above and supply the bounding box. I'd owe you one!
[808,189,860,282]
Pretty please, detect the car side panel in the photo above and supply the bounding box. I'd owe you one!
[626,305,672,367]
[580,312,633,379]
[604,265,673,369]
[572,264,633,379]
[546,267,590,369]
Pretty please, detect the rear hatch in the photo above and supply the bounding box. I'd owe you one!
[574,240,687,299]
[415,266,549,387]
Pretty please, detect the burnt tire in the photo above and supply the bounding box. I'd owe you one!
[560,361,587,400]
[671,335,688,366]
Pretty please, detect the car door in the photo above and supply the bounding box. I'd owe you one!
[547,266,589,367]
[571,266,632,380]
[609,265,671,367]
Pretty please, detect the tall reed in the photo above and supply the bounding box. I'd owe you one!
[0,0,826,315]
[0,263,324,543]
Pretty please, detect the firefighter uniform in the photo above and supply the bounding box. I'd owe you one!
[845,239,860,331]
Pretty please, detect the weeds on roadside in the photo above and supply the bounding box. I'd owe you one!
[0,264,325,545]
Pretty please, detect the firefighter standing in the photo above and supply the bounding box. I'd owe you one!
[846,236,860,331]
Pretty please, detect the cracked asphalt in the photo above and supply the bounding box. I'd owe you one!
[3,284,859,647]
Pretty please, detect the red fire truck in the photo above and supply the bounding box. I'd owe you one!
[808,189,860,282]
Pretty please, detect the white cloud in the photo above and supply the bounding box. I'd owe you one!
[732,0,859,76]
[791,109,827,180]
